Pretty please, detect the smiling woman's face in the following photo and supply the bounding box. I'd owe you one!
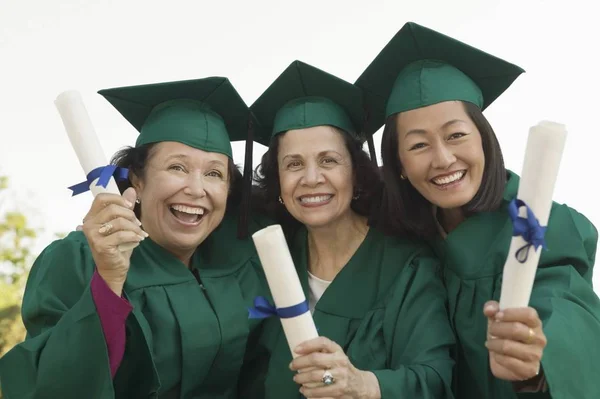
[132,141,230,256]
[277,125,355,229]
[396,100,485,210]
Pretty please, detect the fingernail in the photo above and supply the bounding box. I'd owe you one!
[289,362,293,370]
[495,312,504,320]
[485,304,494,312]
[99,225,110,234]
[295,344,303,352]
[136,218,142,226]
[140,230,149,238]
[137,234,146,241]
[124,200,133,208]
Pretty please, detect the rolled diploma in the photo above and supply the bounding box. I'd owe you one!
[55,90,136,251]
[499,121,567,310]
[252,225,319,357]
[55,91,120,196]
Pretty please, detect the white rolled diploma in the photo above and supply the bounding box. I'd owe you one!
[55,90,137,251]
[55,91,121,196]
[499,121,567,310]
[252,225,319,357]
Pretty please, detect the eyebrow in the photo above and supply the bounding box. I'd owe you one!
[165,154,189,162]
[404,119,468,138]
[281,150,342,161]
[441,119,467,129]
[206,159,226,168]
[165,154,226,168]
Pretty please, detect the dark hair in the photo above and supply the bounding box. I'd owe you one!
[377,101,506,239]
[110,143,243,218]
[253,127,382,233]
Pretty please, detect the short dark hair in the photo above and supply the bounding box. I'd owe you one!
[377,101,506,239]
[110,143,243,218]
[253,127,382,233]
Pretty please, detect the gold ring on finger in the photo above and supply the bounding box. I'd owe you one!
[99,222,113,235]
[525,328,535,345]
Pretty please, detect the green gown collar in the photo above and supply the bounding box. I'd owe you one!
[125,238,196,291]
[502,170,519,201]
[292,226,382,319]
[430,170,519,277]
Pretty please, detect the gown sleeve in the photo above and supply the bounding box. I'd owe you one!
[512,205,600,399]
[372,253,456,399]
[0,233,158,399]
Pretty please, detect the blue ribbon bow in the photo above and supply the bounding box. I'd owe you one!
[68,165,129,196]
[248,296,310,319]
[508,198,547,263]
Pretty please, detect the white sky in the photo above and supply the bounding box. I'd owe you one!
[1,0,599,293]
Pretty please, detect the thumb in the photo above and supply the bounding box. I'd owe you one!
[483,300,500,318]
[122,187,137,209]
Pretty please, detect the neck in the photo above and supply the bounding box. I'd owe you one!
[160,241,195,268]
[177,253,194,268]
[438,207,466,234]
[306,211,369,281]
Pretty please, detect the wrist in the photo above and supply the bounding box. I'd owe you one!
[105,281,124,297]
[97,271,126,296]
[361,370,381,399]
[512,367,546,393]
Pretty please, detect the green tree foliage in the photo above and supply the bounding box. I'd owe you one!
[0,176,38,358]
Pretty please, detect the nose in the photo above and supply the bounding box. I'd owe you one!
[431,143,456,170]
[183,172,207,198]
[301,163,325,187]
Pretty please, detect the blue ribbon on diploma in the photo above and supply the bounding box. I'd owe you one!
[508,198,547,263]
[248,296,310,319]
[68,165,129,196]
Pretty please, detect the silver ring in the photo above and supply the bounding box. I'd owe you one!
[322,370,335,385]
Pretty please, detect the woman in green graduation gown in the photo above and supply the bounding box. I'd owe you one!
[240,60,455,398]
[356,22,600,398]
[0,78,270,398]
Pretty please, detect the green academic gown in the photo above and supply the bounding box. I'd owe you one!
[431,171,600,399]
[240,226,456,399]
[0,211,272,399]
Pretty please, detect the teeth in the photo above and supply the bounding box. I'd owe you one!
[300,195,332,204]
[432,171,465,185]
[171,205,205,215]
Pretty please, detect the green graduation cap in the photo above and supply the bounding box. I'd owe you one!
[355,22,525,135]
[98,77,251,158]
[250,60,365,145]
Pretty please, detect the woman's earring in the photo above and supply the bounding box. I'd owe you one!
[135,198,141,204]
[400,174,407,180]
[278,196,284,204]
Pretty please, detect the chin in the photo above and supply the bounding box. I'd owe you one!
[434,196,472,210]
[297,215,337,229]
[172,230,210,247]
